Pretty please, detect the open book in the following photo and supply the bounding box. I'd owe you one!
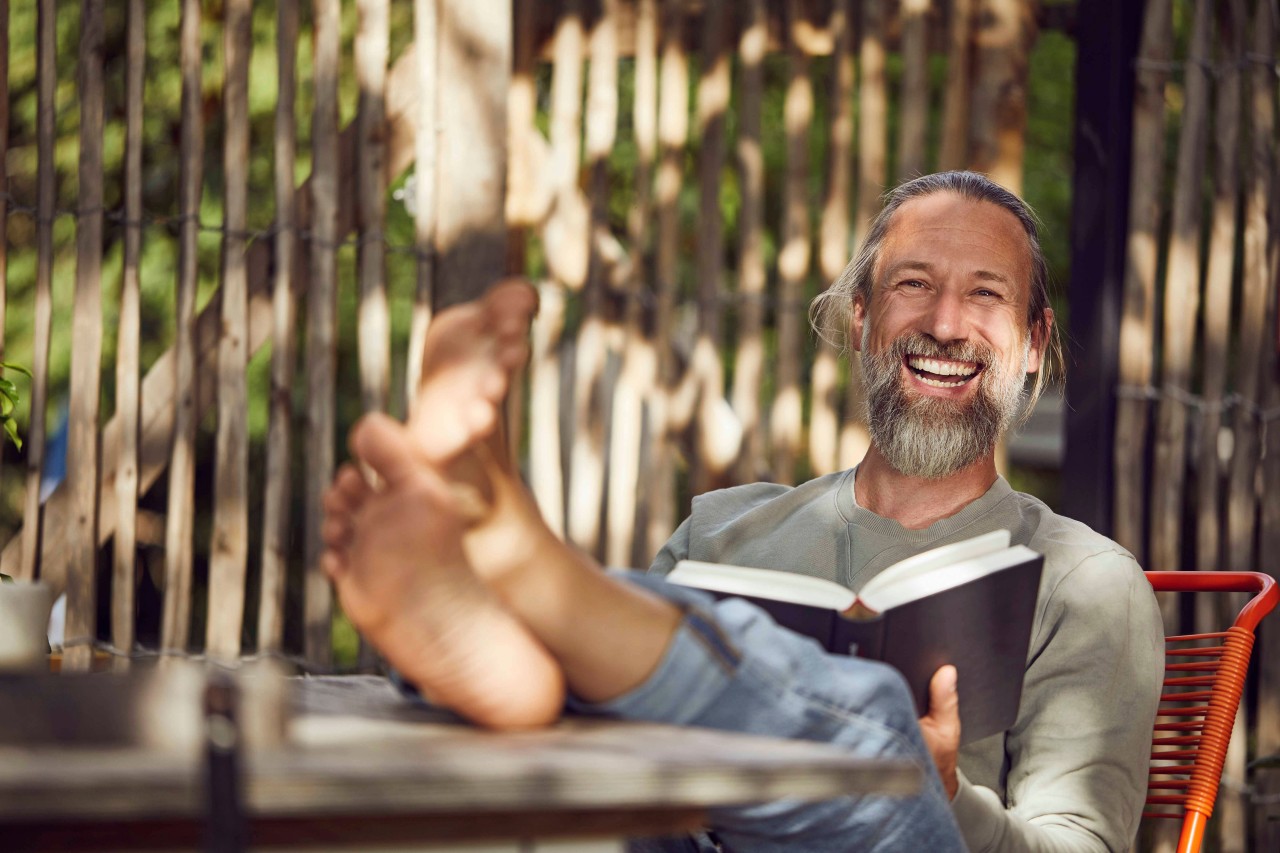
[667,530,1043,744]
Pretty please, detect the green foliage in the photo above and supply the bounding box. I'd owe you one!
[0,363,32,451]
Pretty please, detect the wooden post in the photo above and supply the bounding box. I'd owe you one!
[112,0,146,668]
[1108,0,1171,558]
[607,0,657,569]
[938,0,973,171]
[64,0,105,672]
[435,0,510,310]
[690,0,729,495]
[968,0,1034,192]
[731,0,767,486]
[898,0,931,180]
[0,0,7,447]
[568,0,617,556]
[811,0,853,478]
[647,0,687,553]
[21,0,57,584]
[405,0,438,409]
[771,2,813,485]
[1149,0,1211,579]
[206,0,253,662]
[1195,0,1245,580]
[304,0,341,666]
[357,0,390,419]
[160,0,205,655]
[259,0,299,655]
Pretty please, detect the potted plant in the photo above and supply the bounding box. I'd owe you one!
[0,361,55,671]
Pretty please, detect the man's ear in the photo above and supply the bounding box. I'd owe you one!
[1025,308,1053,375]
[851,296,867,353]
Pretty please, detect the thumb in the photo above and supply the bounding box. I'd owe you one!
[927,665,961,733]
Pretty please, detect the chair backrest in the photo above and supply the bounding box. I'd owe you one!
[1142,571,1279,853]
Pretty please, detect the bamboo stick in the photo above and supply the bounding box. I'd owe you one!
[606,0,657,569]
[1194,0,1245,581]
[530,280,566,536]
[20,0,57,584]
[259,0,300,655]
[938,0,972,171]
[64,0,106,673]
[690,0,729,495]
[545,2,588,292]
[501,0,530,466]
[112,0,145,670]
[1149,0,1212,579]
[304,0,341,666]
[1226,0,1276,576]
[160,0,204,655]
[811,0,853,478]
[406,0,438,408]
[2,43,430,592]
[357,0,390,417]
[0,0,7,439]
[731,0,767,486]
[968,0,1033,193]
[206,0,253,663]
[771,2,813,485]
[647,0,687,554]
[839,0,889,470]
[1113,0,1172,562]
[568,0,617,557]
[898,0,931,180]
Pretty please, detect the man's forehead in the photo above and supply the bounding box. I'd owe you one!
[873,193,1033,285]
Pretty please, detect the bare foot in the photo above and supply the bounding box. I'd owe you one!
[321,413,565,730]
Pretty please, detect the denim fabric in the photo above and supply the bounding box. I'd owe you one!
[576,572,965,853]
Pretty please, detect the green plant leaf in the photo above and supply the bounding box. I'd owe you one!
[3,417,22,451]
[0,362,32,378]
[0,395,13,417]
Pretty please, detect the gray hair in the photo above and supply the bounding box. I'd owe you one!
[809,171,1061,412]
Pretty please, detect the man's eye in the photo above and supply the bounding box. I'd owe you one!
[901,279,926,289]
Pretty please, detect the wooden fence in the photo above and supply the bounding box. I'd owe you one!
[1114,1,1280,849]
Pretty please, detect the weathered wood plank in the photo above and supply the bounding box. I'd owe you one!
[646,0,687,554]
[1225,0,1275,578]
[304,0,341,665]
[206,0,253,662]
[811,0,853,478]
[606,0,657,569]
[968,0,1033,192]
[64,0,106,673]
[568,0,617,556]
[112,0,146,669]
[357,0,390,417]
[1149,0,1211,580]
[1113,0,1172,561]
[405,0,439,409]
[730,0,767,486]
[771,3,812,485]
[938,0,973,171]
[20,0,58,584]
[160,0,205,655]
[898,0,931,180]
[258,0,300,655]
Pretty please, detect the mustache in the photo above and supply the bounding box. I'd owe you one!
[882,332,994,367]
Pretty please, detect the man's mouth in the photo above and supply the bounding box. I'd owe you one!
[904,355,981,388]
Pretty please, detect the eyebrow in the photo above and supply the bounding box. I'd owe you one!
[882,259,1013,286]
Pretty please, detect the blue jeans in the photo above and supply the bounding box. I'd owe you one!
[572,572,965,853]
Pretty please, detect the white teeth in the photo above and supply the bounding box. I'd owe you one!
[917,374,964,388]
[907,356,977,377]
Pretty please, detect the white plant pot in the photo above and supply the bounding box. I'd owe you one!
[0,581,55,671]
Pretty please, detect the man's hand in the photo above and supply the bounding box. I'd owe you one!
[919,664,961,799]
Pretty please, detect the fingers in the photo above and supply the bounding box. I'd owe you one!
[920,664,961,799]
[349,413,425,490]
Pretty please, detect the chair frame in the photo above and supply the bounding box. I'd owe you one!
[1143,571,1278,853]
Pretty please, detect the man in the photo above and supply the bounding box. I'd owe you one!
[648,171,1165,851]
[322,281,967,851]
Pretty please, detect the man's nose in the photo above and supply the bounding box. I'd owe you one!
[918,291,969,344]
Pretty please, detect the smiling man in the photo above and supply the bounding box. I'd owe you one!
[650,172,1165,852]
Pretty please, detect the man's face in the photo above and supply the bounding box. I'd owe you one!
[851,193,1047,479]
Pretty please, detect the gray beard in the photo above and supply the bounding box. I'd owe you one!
[862,332,1028,480]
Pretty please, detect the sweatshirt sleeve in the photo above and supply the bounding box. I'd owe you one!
[951,551,1165,852]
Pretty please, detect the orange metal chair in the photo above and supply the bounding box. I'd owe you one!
[1142,571,1279,853]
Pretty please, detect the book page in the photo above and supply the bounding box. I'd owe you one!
[668,561,856,611]
[860,544,1038,613]
[858,530,1010,603]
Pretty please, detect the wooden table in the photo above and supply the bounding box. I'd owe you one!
[0,671,921,851]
